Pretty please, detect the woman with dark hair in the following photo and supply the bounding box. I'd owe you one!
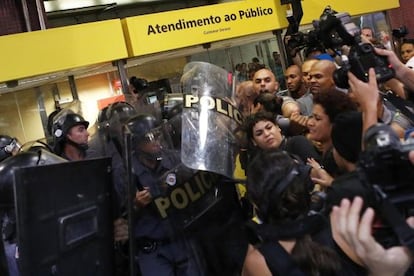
[307,89,357,178]
[242,150,343,276]
[243,111,320,164]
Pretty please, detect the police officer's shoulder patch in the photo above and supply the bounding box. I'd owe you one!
[165,173,176,186]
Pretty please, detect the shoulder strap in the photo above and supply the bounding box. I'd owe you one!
[257,241,306,276]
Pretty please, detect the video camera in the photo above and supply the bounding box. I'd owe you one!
[285,6,356,56]
[286,6,395,89]
[392,26,409,39]
[285,29,321,56]
[358,123,414,249]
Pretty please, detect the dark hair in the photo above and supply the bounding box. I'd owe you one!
[401,38,414,47]
[401,38,414,45]
[313,89,357,123]
[253,92,283,115]
[362,26,374,33]
[243,111,276,144]
[247,150,341,275]
[247,150,308,223]
[304,45,325,58]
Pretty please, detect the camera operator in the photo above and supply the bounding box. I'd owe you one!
[331,197,414,276]
[348,48,414,137]
[326,56,414,274]
[345,55,414,139]
[375,47,414,93]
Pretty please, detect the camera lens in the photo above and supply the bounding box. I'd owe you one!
[333,67,350,89]
[361,43,373,53]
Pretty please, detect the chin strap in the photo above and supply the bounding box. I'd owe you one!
[65,138,88,156]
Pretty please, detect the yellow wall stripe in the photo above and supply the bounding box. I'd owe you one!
[0,19,128,83]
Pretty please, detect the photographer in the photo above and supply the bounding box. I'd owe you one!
[331,197,414,276]
[327,53,414,275]
[348,48,414,139]
[375,47,414,93]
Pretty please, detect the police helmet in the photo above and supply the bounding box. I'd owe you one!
[47,109,62,136]
[125,113,159,143]
[164,103,183,149]
[0,150,66,209]
[0,135,21,162]
[53,112,89,140]
[106,102,136,126]
[97,106,110,129]
[98,102,136,130]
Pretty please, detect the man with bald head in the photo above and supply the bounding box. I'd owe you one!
[252,68,280,94]
[288,59,337,132]
[252,68,300,118]
[308,60,337,94]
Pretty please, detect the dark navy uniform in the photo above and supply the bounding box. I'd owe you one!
[1,210,19,276]
[132,150,203,276]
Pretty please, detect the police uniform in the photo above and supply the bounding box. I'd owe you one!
[131,150,203,276]
[0,136,21,276]
[1,210,19,276]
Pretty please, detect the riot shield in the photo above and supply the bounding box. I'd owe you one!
[14,158,115,276]
[180,62,242,179]
[127,92,162,122]
[153,164,222,230]
[152,162,248,275]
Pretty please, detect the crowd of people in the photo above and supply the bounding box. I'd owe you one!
[1,27,414,276]
[235,33,414,276]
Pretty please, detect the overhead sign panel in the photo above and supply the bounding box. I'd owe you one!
[122,0,286,56]
[123,0,400,57]
[299,0,400,24]
[0,20,128,83]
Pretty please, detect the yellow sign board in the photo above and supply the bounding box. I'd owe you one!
[122,0,286,56]
[123,0,400,57]
[299,0,400,25]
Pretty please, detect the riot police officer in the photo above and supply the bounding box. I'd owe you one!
[0,148,66,276]
[53,108,130,275]
[0,135,23,276]
[89,101,136,206]
[0,135,21,162]
[125,113,203,276]
[89,102,137,276]
[51,110,89,161]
